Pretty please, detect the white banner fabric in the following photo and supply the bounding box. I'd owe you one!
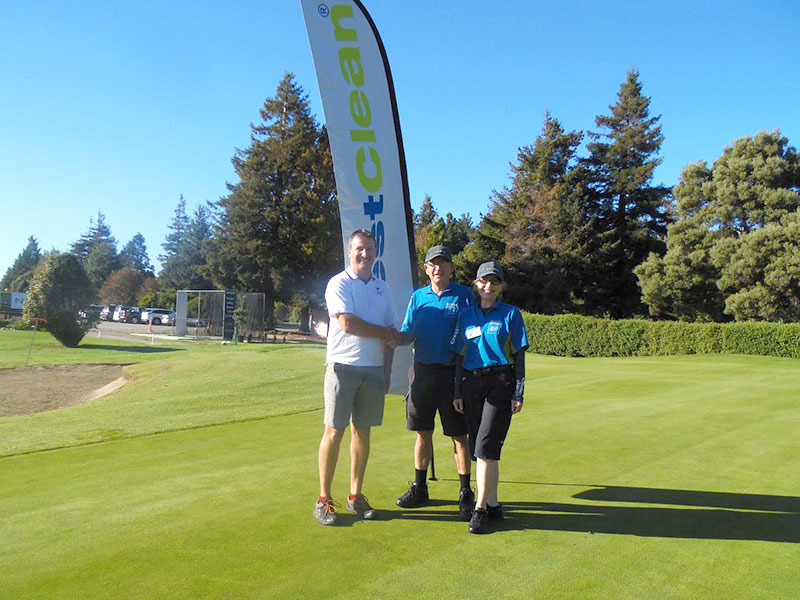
[300,1,416,393]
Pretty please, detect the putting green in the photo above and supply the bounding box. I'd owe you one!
[1,339,798,599]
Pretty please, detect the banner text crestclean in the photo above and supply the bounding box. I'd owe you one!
[331,4,386,280]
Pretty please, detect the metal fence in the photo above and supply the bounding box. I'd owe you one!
[175,290,266,340]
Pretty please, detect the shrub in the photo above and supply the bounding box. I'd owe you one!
[23,252,98,347]
[523,312,800,359]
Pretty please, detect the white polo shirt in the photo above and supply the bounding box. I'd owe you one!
[325,267,398,367]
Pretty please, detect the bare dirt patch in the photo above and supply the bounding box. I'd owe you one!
[0,364,126,417]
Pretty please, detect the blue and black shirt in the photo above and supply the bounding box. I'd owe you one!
[400,282,472,365]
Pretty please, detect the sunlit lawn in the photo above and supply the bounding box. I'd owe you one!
[1,330,798,598]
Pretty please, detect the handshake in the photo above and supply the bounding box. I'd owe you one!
[382,326,408,348]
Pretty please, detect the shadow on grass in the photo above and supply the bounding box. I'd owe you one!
[385,482,800,542]
[77,344,184,354]
[329,499,461,527]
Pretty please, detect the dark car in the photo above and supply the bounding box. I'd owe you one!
[100,305,117,321]
[119,307,143,324]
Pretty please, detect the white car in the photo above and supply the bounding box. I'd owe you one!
[140,308,173,325]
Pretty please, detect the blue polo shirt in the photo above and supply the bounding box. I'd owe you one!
[400,282,472,365]
[449,302,529,370]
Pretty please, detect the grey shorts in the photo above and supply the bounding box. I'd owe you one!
[324,363,386,429]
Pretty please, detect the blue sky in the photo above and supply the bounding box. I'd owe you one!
[2,0,798,276]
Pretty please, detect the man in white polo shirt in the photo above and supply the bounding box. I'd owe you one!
[314,229,399,525]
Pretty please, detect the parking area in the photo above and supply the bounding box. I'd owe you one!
[93,319,174,341]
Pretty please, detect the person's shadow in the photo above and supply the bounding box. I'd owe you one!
[382,483,800,542]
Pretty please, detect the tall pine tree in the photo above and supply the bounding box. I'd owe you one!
[70,212,117,261]
[582,70,671,317]
[2,236,41,291]
[475,113,586,313]
[159,195,190,265]
[205,73,339,308]
[119,233,154,275]
[160,201,213,290]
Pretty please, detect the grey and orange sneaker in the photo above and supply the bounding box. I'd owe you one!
[346,493,376,519]
[314,497,337,525]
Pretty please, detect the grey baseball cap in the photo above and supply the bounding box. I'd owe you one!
[476,260,504,282]
[424,245,452,263]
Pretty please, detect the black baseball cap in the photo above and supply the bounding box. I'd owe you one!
[424,245,452,263]
[476,260,504,282]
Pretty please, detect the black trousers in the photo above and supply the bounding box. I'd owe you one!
[462,366,514,460]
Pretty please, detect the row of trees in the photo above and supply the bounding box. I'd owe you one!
[411,73,799,322]
[6,70,799,334]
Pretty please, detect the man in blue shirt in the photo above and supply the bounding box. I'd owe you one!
[393,245,475,519]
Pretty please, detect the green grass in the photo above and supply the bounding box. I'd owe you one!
[0,328,188,369]
[1,331,798,599]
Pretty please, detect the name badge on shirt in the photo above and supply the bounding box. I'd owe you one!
[465,326,482,340]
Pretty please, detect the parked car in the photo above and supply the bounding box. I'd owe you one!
[119,307,143,324]
[79,305,104,320]
[170,313,206,327]
[112,305,129,321]
[140,308,173,325]
[100,305,117,321]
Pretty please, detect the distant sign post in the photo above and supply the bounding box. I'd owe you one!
[223,290,236,341]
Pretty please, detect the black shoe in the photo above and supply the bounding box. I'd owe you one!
[396,482,429,508]
[487,503,504,521]
[468,507,489,534]
[458,488,475,521]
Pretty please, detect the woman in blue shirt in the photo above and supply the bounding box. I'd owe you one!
[450,261,529,534]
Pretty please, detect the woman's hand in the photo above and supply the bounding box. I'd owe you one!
[453,397,464,414]
[511,397,523,414]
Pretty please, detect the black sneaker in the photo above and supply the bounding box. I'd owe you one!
[314,498,337,525]
[346,493,376,519]
[396,482,429,508]
[468,507,489,534]
[458,488,475,521]
[487,503,504,521]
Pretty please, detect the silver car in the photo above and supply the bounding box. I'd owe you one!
[140,308,173,325]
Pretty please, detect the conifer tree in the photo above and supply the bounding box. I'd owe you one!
[119,233,153,275]
[159,202,213,290]
[159,195,190,264]
[2,236,41,291]
[474,113,586,312]
[84,240,120,291]
[636,130,800,321]
[205,73,339,308]
[582,70,671,317]
[70,212,117,261]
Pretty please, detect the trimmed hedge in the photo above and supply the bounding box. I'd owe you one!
[522,313,800,359]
